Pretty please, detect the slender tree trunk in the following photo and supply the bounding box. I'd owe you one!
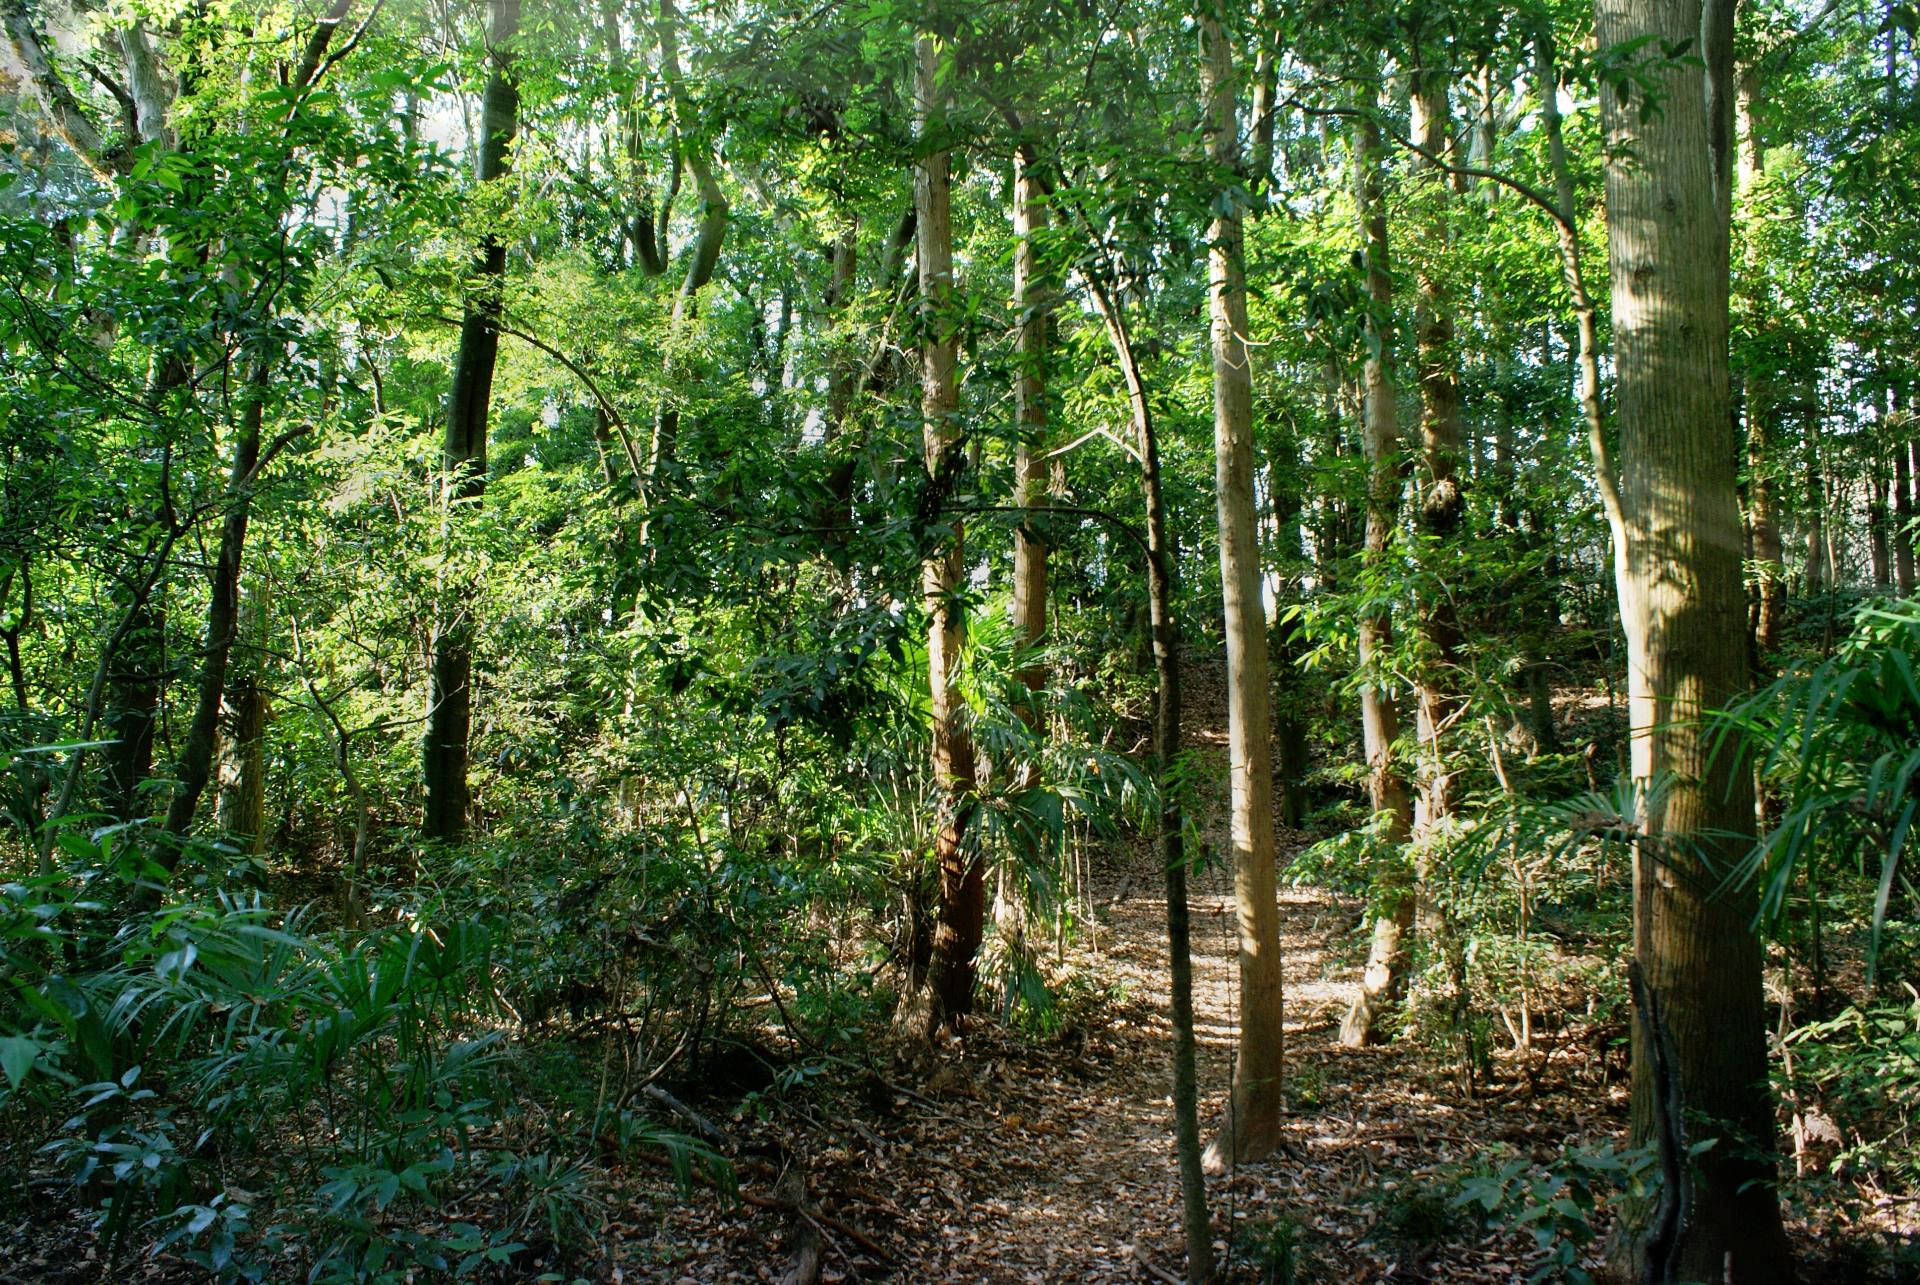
[911,30,981,1037]
[214,586,269,856]
[424,0,518,844]
[157,371,268,863]
[1342,91,1415,1050]
[1597,0,1793,1272]
[1011,149,1051,697]
[1898,442,1915,595]
[1271,438,1310,829]
[1082,238,1215,1285]
[1735,78,1788,643]
[1750,395,1787,646]
[1802,449,1826,592]
[1408,66,1467,962]
[646,0,730,481]
[1198,11,1285,1168]
[1871,463,1892,587]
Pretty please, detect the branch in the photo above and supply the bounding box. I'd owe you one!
[1282,97,1572,235]
[425,311,644,479]
[2,7,112,176]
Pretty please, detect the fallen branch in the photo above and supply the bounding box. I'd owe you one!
[642,1084,734,1149]
[1132,1242,1184,1285]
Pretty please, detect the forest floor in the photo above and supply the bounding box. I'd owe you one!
[616,870,1632,1285]
[616,662,1639,1285]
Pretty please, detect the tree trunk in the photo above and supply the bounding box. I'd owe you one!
[215,584,269,857]
[1871,462,1892,587]
[1898,442,1915,595]
[1750,394,1787,646]
[1802,450,1826,592]
[1271,437,1310,830]
[157,372,267,863]
[1081,224,1215,1285]
[1198,12,1285,1169]
[911,31,981,1038]
[1596,0,1793,1271]
[1342,91,1415,1050]
[424,0,518,844]
[1408,66,1467,962]
[1011,149,1051,698]
[102,596,163,824]
[646,0,730,481]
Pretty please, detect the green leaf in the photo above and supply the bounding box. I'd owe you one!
[0,1035,39,1087]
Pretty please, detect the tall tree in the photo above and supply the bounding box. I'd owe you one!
[910,28,982,1037]
[423,0,520,843]
[1011,147,1051,698]
[1596,0,1793,1271]
[1341,86,1416,1049]
[1200,8,1286,1166]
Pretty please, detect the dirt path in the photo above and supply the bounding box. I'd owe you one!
[623,657,1620,1283]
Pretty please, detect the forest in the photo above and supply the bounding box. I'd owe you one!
[0,0,1916,1278]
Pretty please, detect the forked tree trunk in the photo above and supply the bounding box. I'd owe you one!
[1011,150,1051,697]
[424,0,518,843]
[910,31,982,1037]
[1342,92,1415,1050]
[1199,11,1285,1169]
[1596,0,1793,1273]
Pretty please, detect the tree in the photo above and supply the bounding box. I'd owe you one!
[1199,6,1286,1166]
[1596,0,1793,1272]
[424,0,521,843]
[1341,82,1415,1049]
[909,27,982,1037]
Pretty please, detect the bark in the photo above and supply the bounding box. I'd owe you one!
[424,0,518,844]
[156,372,268,864]
[1342,91,1415,1050]
[1597,0,1793,1270]
[1011,150,1051,698]
[1198,11,1285,1169]
[910,31,981,1038]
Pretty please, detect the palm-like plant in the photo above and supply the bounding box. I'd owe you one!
[1720,601,1920,986]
